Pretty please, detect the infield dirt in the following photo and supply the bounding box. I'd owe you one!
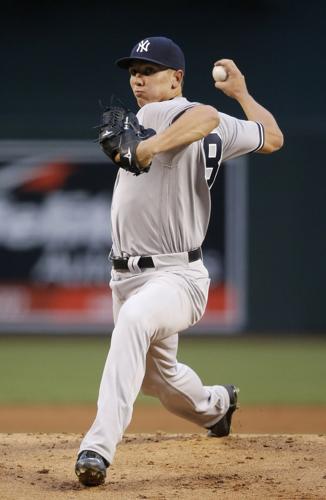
[1,404,326,434]
[1,405,326,498]
[1,432,326,499]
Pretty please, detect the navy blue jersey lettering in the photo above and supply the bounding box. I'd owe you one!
[203,133,222,189]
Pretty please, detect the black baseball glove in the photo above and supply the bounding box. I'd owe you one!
[98,97,156,176]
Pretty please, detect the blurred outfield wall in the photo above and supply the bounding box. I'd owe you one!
[1,1,325,332]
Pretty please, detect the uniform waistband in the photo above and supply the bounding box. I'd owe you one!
[111,247,202,271]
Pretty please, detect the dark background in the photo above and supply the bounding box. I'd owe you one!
[2,0,325,332]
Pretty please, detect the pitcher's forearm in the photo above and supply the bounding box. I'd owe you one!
[136,105,219,166]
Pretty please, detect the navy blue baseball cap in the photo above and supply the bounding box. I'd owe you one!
[115,36,185,72]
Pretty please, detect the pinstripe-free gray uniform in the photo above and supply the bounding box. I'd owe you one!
[79,96,264,464]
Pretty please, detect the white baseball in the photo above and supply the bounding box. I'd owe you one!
[212,65,227,82]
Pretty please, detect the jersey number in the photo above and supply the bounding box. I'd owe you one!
[203,133,222,189]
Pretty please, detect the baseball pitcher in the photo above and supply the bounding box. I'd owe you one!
[75,36,283,486]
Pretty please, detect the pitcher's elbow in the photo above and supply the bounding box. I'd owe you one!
[274,131,284,151]
[261,131,284,153]
[205,105,220,129]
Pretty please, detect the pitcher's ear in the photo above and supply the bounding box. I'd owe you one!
[171,69,183,88]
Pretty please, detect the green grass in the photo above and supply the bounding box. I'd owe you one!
[176,337,326,405]
[0,336,325,405]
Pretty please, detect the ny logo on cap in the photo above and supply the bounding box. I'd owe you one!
[136,39,150,53]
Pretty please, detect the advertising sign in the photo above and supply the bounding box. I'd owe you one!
[0,141,247,333]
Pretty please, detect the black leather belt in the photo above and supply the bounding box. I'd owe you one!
[111,248,202,271]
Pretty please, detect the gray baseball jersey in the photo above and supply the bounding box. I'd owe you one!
[111,96,264,257]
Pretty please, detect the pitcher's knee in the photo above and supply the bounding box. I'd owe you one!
[141,374,165,398]
[141,379,157,397]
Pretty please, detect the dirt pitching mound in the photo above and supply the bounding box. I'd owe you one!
[1,433,325,499]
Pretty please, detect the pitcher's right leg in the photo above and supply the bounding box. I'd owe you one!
[141,334,232,429]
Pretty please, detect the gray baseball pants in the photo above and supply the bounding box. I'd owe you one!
[79,253,230,464]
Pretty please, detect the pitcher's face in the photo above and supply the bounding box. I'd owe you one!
[129,62,183,107]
